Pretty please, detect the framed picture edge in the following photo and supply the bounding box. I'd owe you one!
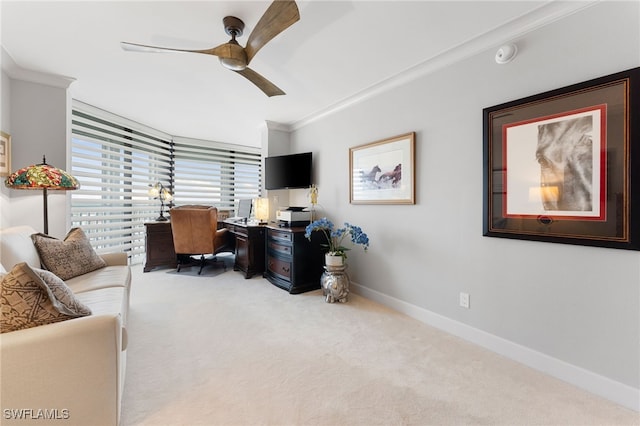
[349,132,416,205]
[482,66,640,250]
[0,131,11,177]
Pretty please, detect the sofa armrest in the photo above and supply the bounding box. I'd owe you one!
[0,315,124,426]
[100,252,128,266]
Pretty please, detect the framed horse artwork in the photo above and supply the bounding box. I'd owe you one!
[349,132,415,205]
[483,66,640,250]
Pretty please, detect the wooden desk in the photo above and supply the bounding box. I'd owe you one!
[223,220,266,279]
[264,226,324,294]
[144,220,232,273]
[183,219,322,292]
[144,221,177,272]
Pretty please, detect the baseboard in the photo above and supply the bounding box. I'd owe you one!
[351,282,640,412]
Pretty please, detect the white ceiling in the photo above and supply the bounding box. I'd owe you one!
[1,1,591,146]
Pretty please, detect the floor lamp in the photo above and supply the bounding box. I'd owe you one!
[4,155,80,235]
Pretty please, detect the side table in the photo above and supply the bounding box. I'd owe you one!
[144,221,177,272]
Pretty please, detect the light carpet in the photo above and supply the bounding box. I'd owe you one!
[121,261,639,425]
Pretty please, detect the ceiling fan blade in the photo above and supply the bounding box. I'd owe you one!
[120,41,227,57]
[234,68,285,97]
[244,0,300,64]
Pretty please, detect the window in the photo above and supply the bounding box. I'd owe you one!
[70,101,261,264]
[173,137,262,211]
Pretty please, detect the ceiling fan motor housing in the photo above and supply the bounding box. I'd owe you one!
[218,41,247,70]
[219,16,247,70]
[223,16,245,38]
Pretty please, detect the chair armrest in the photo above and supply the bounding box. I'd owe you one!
[100,252,128,266]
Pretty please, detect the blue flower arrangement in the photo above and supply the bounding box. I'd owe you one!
[305,217,370,259]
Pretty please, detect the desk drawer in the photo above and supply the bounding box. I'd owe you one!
[268,240,292,256]
[234,227,249,238]
[267,255,291,280]
[225,223,250,238]
[268,229,293,243]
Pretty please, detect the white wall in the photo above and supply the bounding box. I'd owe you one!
[261,121,292,218]
[0,70,11,229]
[3,75,72,238]
[289,1,640,409]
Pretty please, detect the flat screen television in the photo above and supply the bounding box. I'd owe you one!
[264,152,312,190]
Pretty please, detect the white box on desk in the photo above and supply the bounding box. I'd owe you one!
[276,210,312,223]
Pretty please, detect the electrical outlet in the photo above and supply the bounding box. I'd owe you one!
[459,292,470,309]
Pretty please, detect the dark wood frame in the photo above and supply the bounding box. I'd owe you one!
[483,67,640,250]
[349,132,416,204]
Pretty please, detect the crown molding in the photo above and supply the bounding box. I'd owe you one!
[289,1,598,131]
[2,46,75,89]
[264,120,291,133]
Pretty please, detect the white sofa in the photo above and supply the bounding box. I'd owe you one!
[0,226,131,426]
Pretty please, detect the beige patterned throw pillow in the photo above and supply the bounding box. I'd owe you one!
[1,263,92,333]
[31,228,107,280]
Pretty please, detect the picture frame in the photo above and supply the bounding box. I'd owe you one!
[350,132,415,204]
[0,131,11,177]
[483,67,640,250]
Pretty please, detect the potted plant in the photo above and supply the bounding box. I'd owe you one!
[304,217,370,266]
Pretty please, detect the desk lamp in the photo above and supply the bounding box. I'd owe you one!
[148,182,173,221]
[254,197,269,224]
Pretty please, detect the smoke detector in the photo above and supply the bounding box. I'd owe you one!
[495,43,518,64]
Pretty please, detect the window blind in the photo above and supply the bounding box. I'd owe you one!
[70,101,263,265]
[173,136,262,212]
[70,101,173,263]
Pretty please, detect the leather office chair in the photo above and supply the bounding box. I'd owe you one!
[169,205,232,275]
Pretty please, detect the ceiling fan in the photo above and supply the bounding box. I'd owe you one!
[121,0,299,97]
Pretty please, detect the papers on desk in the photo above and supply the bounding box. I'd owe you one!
[226,217,260,225]
[226,217,244,222]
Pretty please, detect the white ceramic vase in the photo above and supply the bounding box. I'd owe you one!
[325,254,344,267]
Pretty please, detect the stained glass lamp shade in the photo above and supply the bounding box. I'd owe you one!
[4,156,80,234]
